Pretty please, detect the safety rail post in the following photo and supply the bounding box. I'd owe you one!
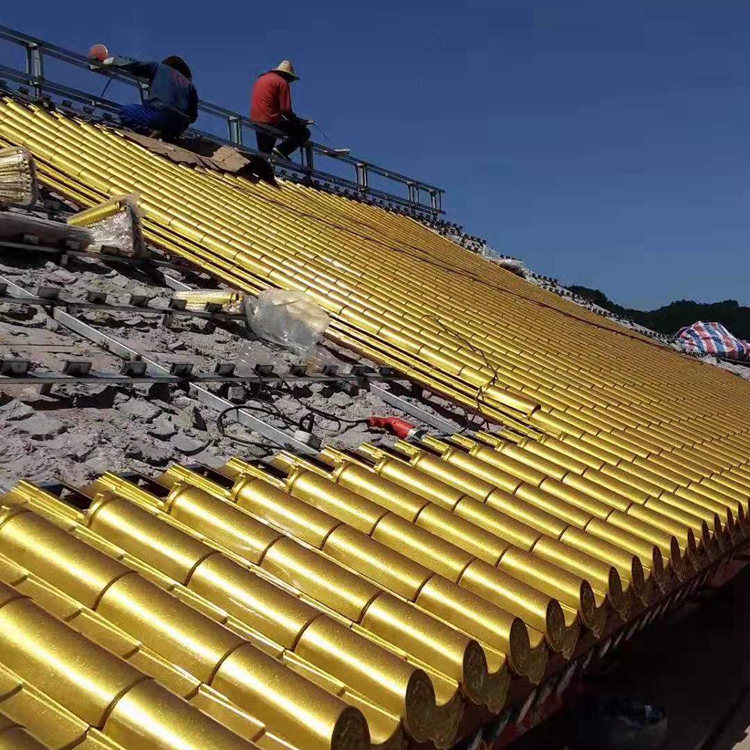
[356,162,369,198]
[25,42,44,98]
[407,182,417,205]
[228,115,242,145]
[301,143,315,171]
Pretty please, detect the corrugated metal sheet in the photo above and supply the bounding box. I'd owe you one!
[0,96,749,750]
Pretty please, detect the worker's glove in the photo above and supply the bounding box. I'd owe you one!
[88,58,114,73]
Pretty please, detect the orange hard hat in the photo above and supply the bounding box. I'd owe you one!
[88,44,110,62]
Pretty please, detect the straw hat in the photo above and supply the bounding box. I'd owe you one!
[271,60,299,81]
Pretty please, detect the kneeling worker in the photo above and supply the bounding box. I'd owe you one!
[90,46,198,142]
[251,60,311,160]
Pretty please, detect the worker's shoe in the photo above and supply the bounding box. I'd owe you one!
[272,147,290,161]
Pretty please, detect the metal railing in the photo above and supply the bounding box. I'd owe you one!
[0,25,445,217]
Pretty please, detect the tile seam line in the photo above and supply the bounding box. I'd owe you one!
[0,593,28,614]
[251,532,281,568]
[205,640,252,686]
[319,521,346,550]
[183,549,225,588]
[0,682,23,705]
[288,611,328,653]
[91,570,141,611]
[96,674,152,730]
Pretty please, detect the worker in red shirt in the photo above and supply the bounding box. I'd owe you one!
[251,60,311,160]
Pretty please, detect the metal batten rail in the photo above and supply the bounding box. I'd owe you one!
[0,272,461,447]
[0,238,216,281]
[0,360,405,386]
[0,289,247,323]
[0,274,323,453]
[0,25,445,217]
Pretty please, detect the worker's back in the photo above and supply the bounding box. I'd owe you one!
[109,56,198,124]
[251,71,291,124]
[144,62,198,120]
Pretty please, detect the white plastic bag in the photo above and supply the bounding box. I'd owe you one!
[247,289,330,356]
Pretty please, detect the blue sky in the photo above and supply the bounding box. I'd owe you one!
[2,1,749,309]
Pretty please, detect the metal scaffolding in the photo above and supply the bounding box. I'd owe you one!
[0,25,445,218]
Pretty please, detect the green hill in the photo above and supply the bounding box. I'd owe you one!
[567,286,750,339]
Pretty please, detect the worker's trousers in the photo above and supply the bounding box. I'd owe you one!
[119,103,190,142]
[254,119,311,158]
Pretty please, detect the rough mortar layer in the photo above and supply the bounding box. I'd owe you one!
[0,246,465,487]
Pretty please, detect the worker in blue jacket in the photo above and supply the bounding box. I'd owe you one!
[95,53,198,141]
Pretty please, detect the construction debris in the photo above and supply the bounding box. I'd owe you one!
[67,194,146,257]
[124,132,278,185]
[0,241,464,486]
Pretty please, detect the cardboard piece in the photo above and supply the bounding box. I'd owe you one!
[122,132,277,186]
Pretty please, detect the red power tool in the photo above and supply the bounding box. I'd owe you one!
[366,416,426,441]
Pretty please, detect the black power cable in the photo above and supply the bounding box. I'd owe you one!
[215,379,291,448]
[275,376,371,432]
[425,313,493,434]
[216,404,275,449]
[215,376,371,450]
